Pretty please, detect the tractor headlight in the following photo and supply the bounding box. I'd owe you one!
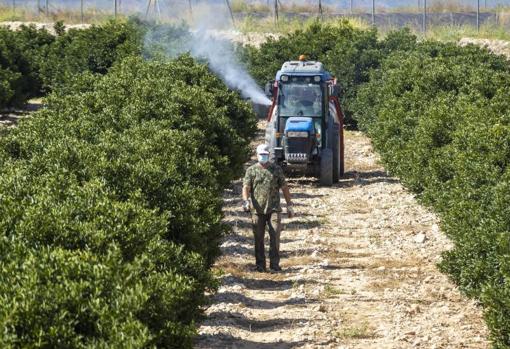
[287,131,308,138]
[314,121,322,146]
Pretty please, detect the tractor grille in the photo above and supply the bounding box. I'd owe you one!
[286,138,308,153]
[285,138,310,163]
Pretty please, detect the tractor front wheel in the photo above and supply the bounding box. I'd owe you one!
[320,148,333,186]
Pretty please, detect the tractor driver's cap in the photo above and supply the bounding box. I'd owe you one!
[256,144,270,155]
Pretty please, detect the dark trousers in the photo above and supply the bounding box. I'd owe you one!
[251,212,282,269]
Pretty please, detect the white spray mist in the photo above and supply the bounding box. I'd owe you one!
[143,4,272,106]
[188,32,271,105]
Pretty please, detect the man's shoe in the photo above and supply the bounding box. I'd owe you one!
[255,266,266,273]
[270,265,282,272]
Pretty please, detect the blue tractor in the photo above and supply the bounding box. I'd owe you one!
[264,58,345,186]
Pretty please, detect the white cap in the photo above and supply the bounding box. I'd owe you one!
[256,144,270,155]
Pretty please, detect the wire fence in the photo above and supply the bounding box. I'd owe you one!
[2,0,510,33]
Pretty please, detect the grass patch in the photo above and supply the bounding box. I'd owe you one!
[214,258,252,276]
[0,5,123,24]
[322,284,345,298]
[367,261,427,291]
[235,15,370,34]
[424,22,510,42]
[231,0,271,14]
[324,248,372,260]
[336,322,376,339]
[368,278,402,291]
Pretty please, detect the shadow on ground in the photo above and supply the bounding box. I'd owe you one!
[220,275,294,291]
[213,290,311,309]
[222,232,300,245]
[195,333,307,349]
[338,170,399,188]
[202,311,307,333]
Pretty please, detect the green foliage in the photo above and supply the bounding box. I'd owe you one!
[0,20,145,109]
[0,54,256,346]
[0,68,20,107]
[39,20,143,91]
[0,24,54,108]
[353,40,510,347]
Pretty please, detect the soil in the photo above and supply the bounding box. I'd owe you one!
[460,37,510,59]
[194,120,489,349]
[205,30,280,48]
[0,21,91,33]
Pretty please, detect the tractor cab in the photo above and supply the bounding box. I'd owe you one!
[265,58,344,185]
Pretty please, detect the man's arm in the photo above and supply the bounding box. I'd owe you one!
[282,184,292,206]
[276,166,294,217]
[242,185,251,201]
[242,185,251,212]
[242,167,253,212]
[281,184,295,218]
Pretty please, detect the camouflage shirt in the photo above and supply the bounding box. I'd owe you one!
[243,162,287,215]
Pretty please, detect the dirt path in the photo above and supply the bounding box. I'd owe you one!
[195,121,489,349]
[0,111,29,128]
[0,101,42,129]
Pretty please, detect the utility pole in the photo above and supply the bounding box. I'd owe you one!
[318,0,323,20]
[12,0,15,17]
[422,0,427,34]
[145,0,160,20]
[274,0,279,27]
[371,0,375,26]
[350,0,353,14]
[477,0,480,32]
[114,0,117,18]
[45,0,49,16]
[81,0,84,23]
[145,0,151,18]
[225,0,235,27]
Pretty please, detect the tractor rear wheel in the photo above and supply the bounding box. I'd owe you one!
[320,148,333,186]
[332,123,340,183]
[339,146,345,177]
[327,114,340,183]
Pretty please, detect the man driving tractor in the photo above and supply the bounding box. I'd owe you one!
[281,84,322,117]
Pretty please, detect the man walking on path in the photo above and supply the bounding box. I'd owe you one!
[242,144,294,272]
